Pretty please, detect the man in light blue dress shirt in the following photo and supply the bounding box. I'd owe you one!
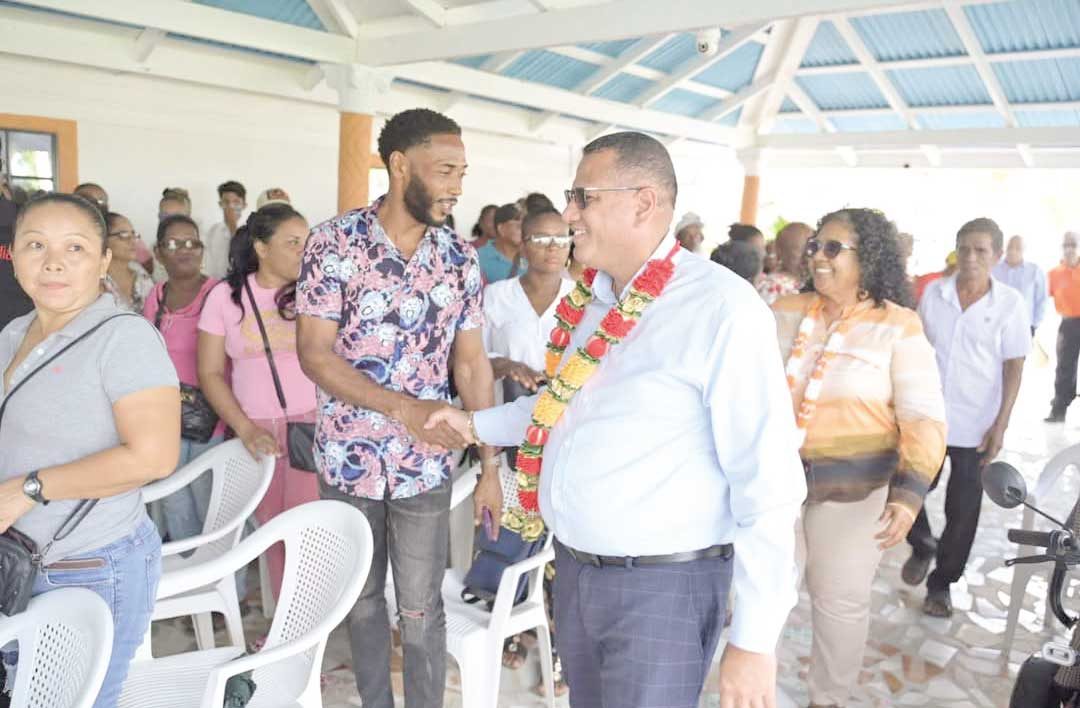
[992,235,1047,336]
[430,132,805,708]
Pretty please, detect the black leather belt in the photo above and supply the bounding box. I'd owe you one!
[559,542,733,569]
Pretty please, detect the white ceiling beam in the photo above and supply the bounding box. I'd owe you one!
[133,28,166,63]
[635,24,766,108]
[753,17,822,133]
[920,144,942,166]
[786,82,836,133]
[13,0,356,64]
[402,0,448,27]
[353,0,920,65]
[699,70,778,121]
[588,123,617,141]
[797,46,1080,76]
[943,2,1016,127]
[833,16,919,129]
[1017,143,1035,167]
[530,33,674,133]
[760,126,1080,150]
[307,0,359,37]
[836,145,859,166]
[817,100,1080,117]
[301,64,326,90]
[392,60,737,143]
[441,51,523,112]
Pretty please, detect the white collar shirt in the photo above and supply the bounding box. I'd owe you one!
[918,274,1031,447]
[992,259,1048,328]
[474,233,806,654]
[481,276,575,372]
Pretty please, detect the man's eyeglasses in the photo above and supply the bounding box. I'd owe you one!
[163,238,204,252]
[526,234,573,248]
[563,186,644,210]
[806,239,858,259]
[107,229,139,241]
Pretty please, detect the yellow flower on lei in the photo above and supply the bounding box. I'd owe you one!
[532,391,568,428]
[558,353,598,388]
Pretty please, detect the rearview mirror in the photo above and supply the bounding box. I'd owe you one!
[983,461,1028,509]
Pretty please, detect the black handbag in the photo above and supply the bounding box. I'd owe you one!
[154,283,219,443]
[244,281,317,473]
[462,523,547,608]
[0,313,138,615]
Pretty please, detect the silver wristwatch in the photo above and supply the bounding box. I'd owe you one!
[22,471,48,506]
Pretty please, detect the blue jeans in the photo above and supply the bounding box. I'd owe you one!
[3,517,162,708]
[153,436,222,543]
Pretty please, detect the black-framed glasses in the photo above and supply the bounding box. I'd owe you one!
[526,234,573,248]
[563,186,645,210]
[107,229,139,241]
[163,238,204,252]
[806,238,857,259]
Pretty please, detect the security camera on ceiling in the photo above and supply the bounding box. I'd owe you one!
[696,28,722,56]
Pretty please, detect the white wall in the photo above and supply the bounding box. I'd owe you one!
[0,54,747,250]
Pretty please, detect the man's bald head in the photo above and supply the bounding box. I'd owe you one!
[582,131,678,207]
[1006,235,1024,266]
[776,222,812,276]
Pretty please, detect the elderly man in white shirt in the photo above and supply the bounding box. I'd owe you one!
[429,132,805,708]
[903,217,1030,618]
[992,234,1047,336]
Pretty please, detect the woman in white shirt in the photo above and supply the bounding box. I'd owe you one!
[483,207,573,696]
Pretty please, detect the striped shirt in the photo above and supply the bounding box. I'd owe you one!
[773,293,947,516]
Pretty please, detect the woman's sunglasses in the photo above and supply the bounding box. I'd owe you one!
[526,234,573,248]
[162,238,204,252]
[806,239,857,259]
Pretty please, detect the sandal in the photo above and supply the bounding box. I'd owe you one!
[502,635,527,669]
[535,654,568,697]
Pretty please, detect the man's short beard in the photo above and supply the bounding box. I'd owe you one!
[404,175,444,228]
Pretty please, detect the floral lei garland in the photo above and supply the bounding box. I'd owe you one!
[783,296,854,448]
[503,243,681,541]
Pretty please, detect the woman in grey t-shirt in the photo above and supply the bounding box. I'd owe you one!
[0,193,180,707]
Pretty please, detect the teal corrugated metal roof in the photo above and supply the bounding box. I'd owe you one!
[1015,108,1080,126]
[780,97,800,113]
[770,116,820,134]
[851,8,965,61]
[829,113,908,131]
[801,21,858,67]
[965,0,1080,54]
[888,65,992,106]
[451,55,491,70]
[502,50,599,89]
[797,72,890,110]
[693,41,765,92]
[651,89,719,117]
[592,74,654,102]
[578,39,638,57]
[191,0,324,30]
[639,34,698,72]
[994,57,1080,102]
[917,111,1007,129]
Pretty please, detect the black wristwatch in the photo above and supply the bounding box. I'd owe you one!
[22,471,48,506]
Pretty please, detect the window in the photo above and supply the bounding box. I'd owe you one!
[0,129,57,194]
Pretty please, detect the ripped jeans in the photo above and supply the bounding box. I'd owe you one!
[318,477,450,708]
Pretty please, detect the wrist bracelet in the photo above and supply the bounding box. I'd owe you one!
[467,411,481,445]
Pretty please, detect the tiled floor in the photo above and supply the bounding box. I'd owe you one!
[151,357,1080,707]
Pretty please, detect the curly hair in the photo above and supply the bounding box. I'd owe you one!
[817,208,913,309]
[377,108,461,168]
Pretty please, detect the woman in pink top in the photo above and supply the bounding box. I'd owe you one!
[198,204,317,600]
[143,215,222,544]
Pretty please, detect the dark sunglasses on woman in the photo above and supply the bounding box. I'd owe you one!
[806,238,858,259]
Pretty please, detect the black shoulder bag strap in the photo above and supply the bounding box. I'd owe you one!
[154,280,213,330]
[0,312,141,550]
[243,279,289,415]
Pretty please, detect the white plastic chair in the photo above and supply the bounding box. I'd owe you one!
[0,588,113,708]
[387,466,556,707]
[140,439,274,656]
[1001,442,1080,655]
[119,500,374,708]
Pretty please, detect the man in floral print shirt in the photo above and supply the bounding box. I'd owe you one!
[296,108,499,708]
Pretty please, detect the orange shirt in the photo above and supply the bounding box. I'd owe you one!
[1049,262,1080,318]
[914,271,944,303]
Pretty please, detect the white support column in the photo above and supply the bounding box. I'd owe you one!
[737,148,765,224]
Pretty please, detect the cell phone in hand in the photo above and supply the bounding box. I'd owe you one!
[482,506,496,541]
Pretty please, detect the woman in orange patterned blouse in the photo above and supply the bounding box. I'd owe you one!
[772,208,947,708]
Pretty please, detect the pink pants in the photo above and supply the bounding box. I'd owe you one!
[251,413,319,601]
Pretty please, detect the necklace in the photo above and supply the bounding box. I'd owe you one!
[505,242,681,540]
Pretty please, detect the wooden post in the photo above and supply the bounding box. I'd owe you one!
[338,112,372,213]
[739,174,760,225]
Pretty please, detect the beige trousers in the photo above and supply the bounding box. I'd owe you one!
[796,486,889,706]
